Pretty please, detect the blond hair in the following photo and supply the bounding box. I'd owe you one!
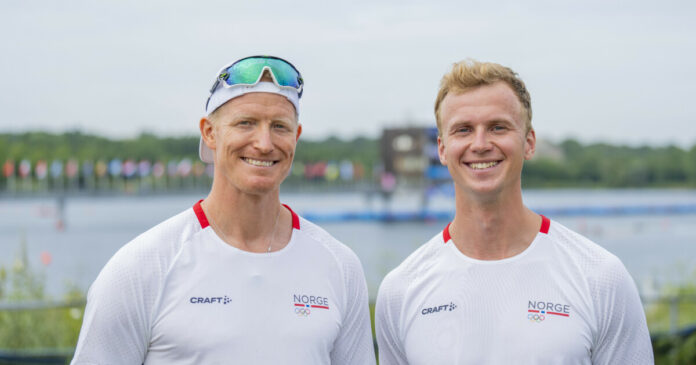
[434,59,532,134]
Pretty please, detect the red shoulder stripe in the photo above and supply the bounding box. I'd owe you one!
[282,204,300,230]
[442,222,452,243]
[539,215,550,234]
[193,200,209,228]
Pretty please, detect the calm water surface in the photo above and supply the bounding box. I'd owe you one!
[1,189,695,299]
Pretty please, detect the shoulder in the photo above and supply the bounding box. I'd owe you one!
[113,207,200,265]
[294,216,363,271]
[293,216,370,316]
[545,219,632,290]
[74,205,205,363]
[379,231,445,300]
[89,206,203,295]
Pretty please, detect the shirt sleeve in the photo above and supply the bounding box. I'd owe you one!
[71,244,157,365]
[375,270,409,365]
[330,253,377,365]
[590,256,654,364]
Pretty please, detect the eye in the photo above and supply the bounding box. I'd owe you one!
[455,126,471,134]
[273,122,291,131]
[492,125,507,132]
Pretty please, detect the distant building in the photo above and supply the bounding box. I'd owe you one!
[381,127,449,184]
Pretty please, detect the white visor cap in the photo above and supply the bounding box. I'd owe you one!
[199,81,300,164]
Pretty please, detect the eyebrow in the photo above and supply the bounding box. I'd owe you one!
[448,121,472,131]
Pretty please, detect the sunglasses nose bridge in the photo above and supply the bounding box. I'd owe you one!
[259,65,278,84]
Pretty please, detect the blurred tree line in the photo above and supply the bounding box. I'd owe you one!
[0,131,378,170]
[523,139,696,188]
[2,131,696,188]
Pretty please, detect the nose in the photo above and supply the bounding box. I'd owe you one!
[252,125,274,154]
[470,128,492,153]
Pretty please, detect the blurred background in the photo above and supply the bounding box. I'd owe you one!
[1,0,695,363]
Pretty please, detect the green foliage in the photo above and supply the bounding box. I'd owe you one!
[523,140,696,188]
[0,237,85,351]
[646,271,696,364]
[653,332,696,365]
[0,131,378,169]
[0,131,200,162]
[295,135,378,165]
[646,285,696,333]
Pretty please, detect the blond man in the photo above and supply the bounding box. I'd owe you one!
[375,60,653,364]
[72,56,376,365]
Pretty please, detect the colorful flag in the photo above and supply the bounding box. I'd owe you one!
[108,159,122,177]
[82,161,94,177]
[340,160,354,181]
[138,160,151,177]
[122,160,137,178]
[19,159,31,178]
[3,160,14,178]
[50,160,63,178]
[36,160,48,180]
[66,159,79,178]
[152,161,165,178]
[177,158,192,177]
[95,160,108,178]
[192,161,205,177]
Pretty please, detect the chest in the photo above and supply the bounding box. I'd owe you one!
[146,250,343,363]
[401,264,596,364]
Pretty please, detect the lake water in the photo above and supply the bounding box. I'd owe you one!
[1,189,695,300]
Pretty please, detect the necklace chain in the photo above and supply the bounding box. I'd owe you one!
[207,207,281,253]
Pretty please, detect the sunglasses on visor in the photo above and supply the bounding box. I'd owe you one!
[208,56,304,99]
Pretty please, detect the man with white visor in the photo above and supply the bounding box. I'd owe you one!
[72,55,376,364]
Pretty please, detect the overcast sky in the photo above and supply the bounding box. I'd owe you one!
[1,0,694,146]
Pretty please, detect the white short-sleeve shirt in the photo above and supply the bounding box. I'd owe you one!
[72,201,376,365]
[376,216,653,365]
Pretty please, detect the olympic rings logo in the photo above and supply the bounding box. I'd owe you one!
[295,307,311,316]
[528,313,545,322]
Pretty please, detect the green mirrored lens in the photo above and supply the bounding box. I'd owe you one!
[225,57,300,89]
[226,59,265,85]
[264,58,300,88]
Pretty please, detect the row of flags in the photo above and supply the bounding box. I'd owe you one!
[2,159,370,181]
[2,159,211,179]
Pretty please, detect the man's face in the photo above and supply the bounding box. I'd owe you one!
[199,92,301,196]
[437,82,535,200]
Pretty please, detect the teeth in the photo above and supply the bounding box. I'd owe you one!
[469,161,498,169]
[244,158,274,167]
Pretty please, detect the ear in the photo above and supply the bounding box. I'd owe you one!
[437,135,447,165]
[200,117,216,150]
[524,128,536,160]
[295,123,302,141]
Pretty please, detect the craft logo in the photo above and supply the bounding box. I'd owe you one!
[293,294,330,317]
[421,302,457,315]
[189,295,231,305]
[527,300,570,322]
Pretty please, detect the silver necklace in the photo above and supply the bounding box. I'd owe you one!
[207,208,281,253]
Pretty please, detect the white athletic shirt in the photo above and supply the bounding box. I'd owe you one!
[375,216,653,365]
[71,201,376,365]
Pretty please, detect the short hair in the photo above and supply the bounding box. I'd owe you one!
[434,59,532,135]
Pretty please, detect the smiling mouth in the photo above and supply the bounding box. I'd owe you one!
[467,161,500,170]
[242,157,276,167]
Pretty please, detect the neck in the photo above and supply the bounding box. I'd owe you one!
[201,183,290,253]
[449,187,540,260]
